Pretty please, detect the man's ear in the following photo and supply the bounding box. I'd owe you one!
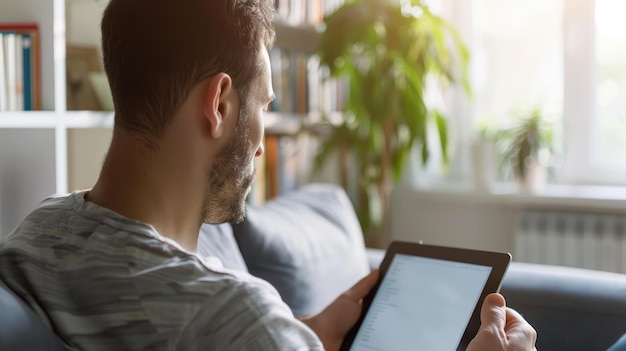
[203,73,235,139]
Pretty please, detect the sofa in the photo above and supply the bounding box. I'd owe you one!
[2,183,626,350]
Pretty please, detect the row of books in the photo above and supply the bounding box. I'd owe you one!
[260,50,346,201]
[250,0,348,203]
[269,49,348,120]
[248,128,321,205]
[276,0,345,24]
[0,23,41,111]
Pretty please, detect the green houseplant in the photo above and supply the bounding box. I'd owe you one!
[314,0,470,244]
[497,107,554,194]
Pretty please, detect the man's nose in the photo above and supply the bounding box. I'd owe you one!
[255,143,264,157]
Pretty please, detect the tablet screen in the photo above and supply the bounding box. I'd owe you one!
[340,241,511,351]
[349,254,492,351]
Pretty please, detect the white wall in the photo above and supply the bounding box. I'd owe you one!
[67,128,112,191]
[66,0,106,51]
[0,129,56,237]
[390,184,522,254]
[389,181,626,261]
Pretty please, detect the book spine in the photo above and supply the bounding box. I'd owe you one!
[0,23,40,110]
[3,33,17,111]
[14,33,24,111]
[0,32,6,111]
[307,55,320,119]
[276,0,290,21]
[278,136,298,195]
[21,33,33,111]
[265,134,280,199]
[295,53,307,114]
[31,29,41,110]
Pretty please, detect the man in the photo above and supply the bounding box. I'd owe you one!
[0,0,537,349]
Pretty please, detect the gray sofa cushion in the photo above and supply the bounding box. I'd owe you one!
[198,223,248,272]
[0,280,67,351]
[232,183,370,317]
[500,262,626,351]
[608,334,626,351]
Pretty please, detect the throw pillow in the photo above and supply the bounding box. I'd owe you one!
[232,183,370,317]
[198,223,248,272]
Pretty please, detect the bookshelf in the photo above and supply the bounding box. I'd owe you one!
[0,0,339,236]
[263,1,348,201]
[273,19,321,55]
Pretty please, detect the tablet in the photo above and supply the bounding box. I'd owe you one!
[340,241,511,351]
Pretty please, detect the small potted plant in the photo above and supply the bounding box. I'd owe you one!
[497,107,554,194]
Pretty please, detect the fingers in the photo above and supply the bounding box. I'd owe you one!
[505,307,525,327]
[505,307,538,348]
[342,269,380,303]
[469,294,537,351]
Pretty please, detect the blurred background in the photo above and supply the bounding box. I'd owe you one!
[1,0,626,274]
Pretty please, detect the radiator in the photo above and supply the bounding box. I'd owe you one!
[514,210,626,273]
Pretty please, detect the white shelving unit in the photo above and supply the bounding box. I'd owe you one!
[0,0,324,236]
[0,0,114,235]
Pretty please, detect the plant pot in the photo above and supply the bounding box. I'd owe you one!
[517,156,547,194]
[471,140,496,192]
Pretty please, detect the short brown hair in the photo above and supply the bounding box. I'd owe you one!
[101,0,275,136]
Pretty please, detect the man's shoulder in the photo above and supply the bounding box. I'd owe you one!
[0,192,82,253]
[174,266,321,350]
[130,253,292,339]
[31,191,82,211]
[130,250,277,300]
[6,191,89,237]
[18,192,78,221]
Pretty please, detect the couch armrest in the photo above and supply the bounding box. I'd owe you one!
[0,280,67,351]
[232,184,370,317]
[501,262,626,351]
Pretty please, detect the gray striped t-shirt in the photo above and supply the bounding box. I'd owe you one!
[0,191,323,350]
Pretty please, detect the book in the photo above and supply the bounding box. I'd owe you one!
[265,134,280,199]
[15,33,24,111]
[0,32,6,111]
[262,0,350,198]
[277,136,299,195]
[21,33,33,110]
[295,53,307,114]
[3,33,17,111]
[0,23,40,111]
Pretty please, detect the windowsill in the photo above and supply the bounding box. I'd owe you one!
[401,181,626,212]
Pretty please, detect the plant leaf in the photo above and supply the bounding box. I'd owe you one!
[435,110,448,165]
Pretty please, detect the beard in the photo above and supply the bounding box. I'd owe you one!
[202,103,256,224]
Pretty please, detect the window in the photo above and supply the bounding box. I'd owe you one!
[593,0,626,171]
[471,0,563,128]
[436,0,626,185]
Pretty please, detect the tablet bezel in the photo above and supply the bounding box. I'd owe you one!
[339,240,512,351]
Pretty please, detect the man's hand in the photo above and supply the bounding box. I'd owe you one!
[467,293,537,351]
[301,270,379,351]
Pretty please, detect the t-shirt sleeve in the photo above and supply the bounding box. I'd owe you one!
[174,278,323,350]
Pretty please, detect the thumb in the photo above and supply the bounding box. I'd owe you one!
[467,293,510,351]
[479,293,507,332]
